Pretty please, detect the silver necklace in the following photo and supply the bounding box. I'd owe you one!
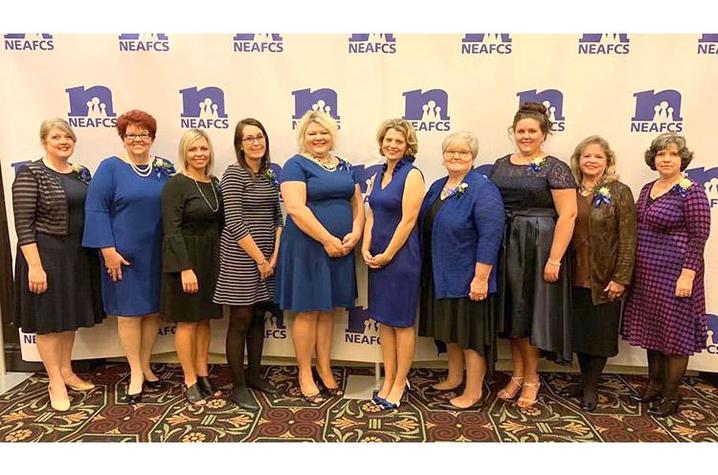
[187,174,219,212]
[124,153,153,177]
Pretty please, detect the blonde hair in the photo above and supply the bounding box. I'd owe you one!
[296,110,338,153]
[40,118,76,143]
[178,128,214,176]
[570,135,619,184]
[376,118,418,157]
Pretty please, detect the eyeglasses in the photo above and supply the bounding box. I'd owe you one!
[242,134,266,144]
[444,150,472,159]
[124,133,152,142]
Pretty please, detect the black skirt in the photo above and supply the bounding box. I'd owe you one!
[571,287,621,357]
[14,232,104,334]
[495,209,573,364]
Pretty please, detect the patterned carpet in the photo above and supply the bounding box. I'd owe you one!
[0,363,716,442]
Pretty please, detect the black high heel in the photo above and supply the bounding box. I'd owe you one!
[197,376,220,398]
[143,379,162,391]
[647,397,681,417]
[442,392,487,411]
[630,386,663,403]
[231,386,260,411]
[123,388,143,405]
[185,382,205,406]
[247,374,277,395]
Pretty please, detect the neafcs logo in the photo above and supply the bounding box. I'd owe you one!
[630,89,683,133]
[348,34,396,54]
[354,163,385,202]
[66,85,118,128]
[158,324,177,336]
[264,307,287,340]
[291,88,340,129]
[461,34,512,55]
[233,34,284,53]
[685,167,718,209]
[118,33,169,52]
[705,314,718,355]
[697,34,718,55]
[578,34,630,55]
[4,33,54,51]
[345,307,380,345]
[516,89,566,132]
[403,89,451,132]
[179,86,229,129]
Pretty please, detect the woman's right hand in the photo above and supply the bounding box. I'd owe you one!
[181,269,199,294]
[257,260,272,281]
[102,248,130,282]
[27,265,48,294]
[323,236,344,257]
[362,248,374,266]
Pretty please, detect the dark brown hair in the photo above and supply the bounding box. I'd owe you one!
[234,118,271,175]
[510,102,552,137]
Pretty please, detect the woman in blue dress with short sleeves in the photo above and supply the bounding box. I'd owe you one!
[83,110,174,404]
[362,119,424,410]
[276,111,364,403]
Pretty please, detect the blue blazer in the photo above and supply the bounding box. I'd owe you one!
[419,169,505,298]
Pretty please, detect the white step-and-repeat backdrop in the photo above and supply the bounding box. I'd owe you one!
[1,33,717,370]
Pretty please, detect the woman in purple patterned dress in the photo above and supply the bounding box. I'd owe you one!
[621,132,711,417]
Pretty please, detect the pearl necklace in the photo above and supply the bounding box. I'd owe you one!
[186,173,219,213]
[303,153,338,171]
[123,153,153,177]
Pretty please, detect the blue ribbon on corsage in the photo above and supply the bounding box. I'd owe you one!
[71,163,91,184]
[265,168,279,187]
[671,175,692,199]
[529,156,545,173]
[153,158,176,179]
[592,186,612,208]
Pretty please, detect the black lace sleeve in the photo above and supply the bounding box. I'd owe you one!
[546,157,577,189]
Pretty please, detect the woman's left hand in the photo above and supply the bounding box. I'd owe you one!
[544,260,560,283]
[604,281,626,301]
[268,253,278,276]
[675,272,694,298]
[368,252,391,269]
[341,232,360,255]
[469,276,488,301]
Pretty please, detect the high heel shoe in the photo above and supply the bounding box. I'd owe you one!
[517,379,541,408]
[247,374,277,395]
[197,376,221,398]
[231,386,261,411]
[497,376,524,401]
[629,386,663,404]
[559,383,583,399]
[123,390,143,405]
[48,386,70,412]
[143,379,162,392]
[185,382,206,406]
[314,369,344,397]
[647,396,681,417]
[65,379,95,392]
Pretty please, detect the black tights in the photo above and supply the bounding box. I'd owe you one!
[226,305,267,387]
[645,349,689,400]
[577,353,607,400]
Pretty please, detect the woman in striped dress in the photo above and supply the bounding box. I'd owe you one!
[213,118,283,410]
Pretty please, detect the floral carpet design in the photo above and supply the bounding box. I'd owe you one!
[0,364,716,442]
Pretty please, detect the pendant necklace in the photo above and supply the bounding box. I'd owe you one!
[186,173,219,213]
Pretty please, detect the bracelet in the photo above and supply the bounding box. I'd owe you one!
[547,258,561,267]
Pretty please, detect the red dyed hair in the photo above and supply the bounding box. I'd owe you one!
[116,109,158,138]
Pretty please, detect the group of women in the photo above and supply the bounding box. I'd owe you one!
[13,102,711,419]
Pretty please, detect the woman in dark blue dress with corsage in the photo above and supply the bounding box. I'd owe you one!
[276,111,364,403]
[362,119,424,410]
[83,110,174,404]
[419,131,505,410]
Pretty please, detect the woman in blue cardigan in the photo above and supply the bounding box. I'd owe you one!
[418,131,505,410]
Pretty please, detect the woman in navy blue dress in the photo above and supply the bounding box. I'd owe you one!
[419,131,505,410]
[362,119,424,409]
[83,110,175,404]
[276,111,364,403]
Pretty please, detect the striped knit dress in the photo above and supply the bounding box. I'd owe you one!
[213,164,283,306]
